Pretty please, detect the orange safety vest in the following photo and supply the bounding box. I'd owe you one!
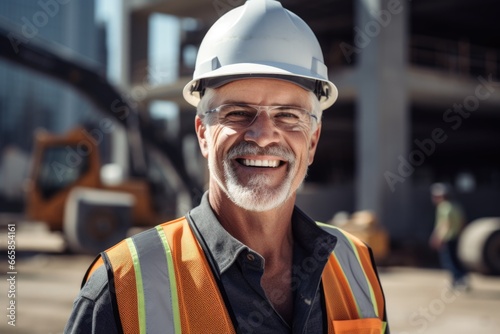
[85,217,387,334]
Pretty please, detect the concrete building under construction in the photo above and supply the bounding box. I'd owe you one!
[115,0,500,247]
[1,0,499,256]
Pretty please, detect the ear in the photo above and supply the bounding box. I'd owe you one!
[308,123,321,165]
[195,116,209,158]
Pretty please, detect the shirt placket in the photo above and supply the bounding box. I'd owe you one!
[239,250,292,328]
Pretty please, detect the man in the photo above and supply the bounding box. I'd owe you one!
[65,0,389,333]
[429,183,469,290]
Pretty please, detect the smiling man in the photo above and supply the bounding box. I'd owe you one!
[65,1,389,333]
[199,79,318,213]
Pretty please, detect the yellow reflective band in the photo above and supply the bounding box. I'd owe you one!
[331,251,363,317]
[156,225,182,334]
[125,238,147,334]
[336,228,379,319]
[317,222,380,319]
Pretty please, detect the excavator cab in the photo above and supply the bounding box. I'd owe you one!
[25,124,191,254]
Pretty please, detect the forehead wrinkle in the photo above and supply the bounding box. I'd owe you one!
[215,79,310,108]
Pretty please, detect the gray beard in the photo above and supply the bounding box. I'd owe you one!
[217,142,298,212]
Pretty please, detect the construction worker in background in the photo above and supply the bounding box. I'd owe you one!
[429,183,469,290]
[65,0,389,333]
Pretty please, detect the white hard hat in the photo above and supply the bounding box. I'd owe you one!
[183,0,338,110]
[430,183,452,197]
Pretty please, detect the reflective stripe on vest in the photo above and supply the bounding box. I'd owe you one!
[125,226,181,333]
[321,223,379,318]
[319,223,387,333]
[98,217,386,333]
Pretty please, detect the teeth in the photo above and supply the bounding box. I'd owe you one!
[242,159,280,168]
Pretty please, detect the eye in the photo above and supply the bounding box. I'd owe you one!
[220,105,256,124]
[225,109,252,118]
[273,107,303,123]
[276,111,299,119]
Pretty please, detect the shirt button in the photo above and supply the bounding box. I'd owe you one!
[246,253,255,261]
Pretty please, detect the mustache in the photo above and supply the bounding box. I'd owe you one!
[226,142,295,162]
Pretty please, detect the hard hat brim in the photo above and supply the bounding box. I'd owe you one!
[183,62,338,110]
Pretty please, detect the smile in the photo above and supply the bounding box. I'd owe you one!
[238,159,282,168]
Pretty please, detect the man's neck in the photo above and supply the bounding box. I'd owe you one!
[208,187,295,260]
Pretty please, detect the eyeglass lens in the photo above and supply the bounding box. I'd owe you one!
[209,104,315,131]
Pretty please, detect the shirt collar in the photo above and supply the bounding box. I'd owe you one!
[187,192,337,274]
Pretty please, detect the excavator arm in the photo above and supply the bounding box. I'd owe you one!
[0,20,201,198]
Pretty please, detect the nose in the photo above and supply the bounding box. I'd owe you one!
[243,111,280,147]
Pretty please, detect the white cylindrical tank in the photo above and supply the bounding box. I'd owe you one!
[458,217,500,275]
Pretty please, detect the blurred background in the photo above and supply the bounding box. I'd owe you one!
[0,0,499,333]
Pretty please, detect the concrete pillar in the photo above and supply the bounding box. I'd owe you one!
[96,0,131,90]
[355,0,410,234]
